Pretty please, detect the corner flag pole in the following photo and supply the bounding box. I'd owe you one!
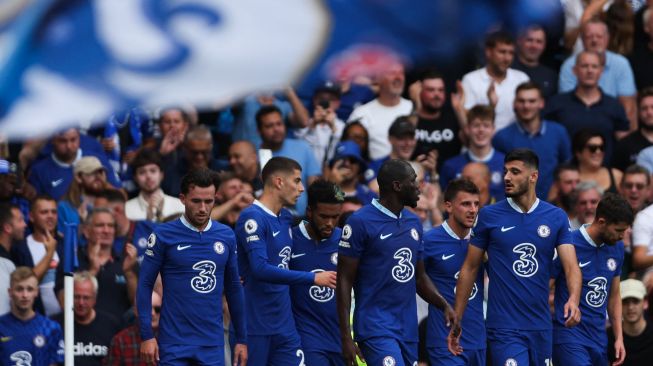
[63,223,79,366]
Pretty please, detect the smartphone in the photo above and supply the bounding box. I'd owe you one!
[259,149,273,170]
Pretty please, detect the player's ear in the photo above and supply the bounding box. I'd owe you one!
[179,193,186,205]
[444,200,453,213]
[530,169,538,183]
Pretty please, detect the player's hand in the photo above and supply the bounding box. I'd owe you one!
[314,271,337,288]
[613,337,626,366]
[444,304,458,329]
[233,343,248,366]
[447,324,463,356]
[563,299,581,327]
[140,338,159,364]
[342,336,365,366]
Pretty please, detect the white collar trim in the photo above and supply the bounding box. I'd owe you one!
[372,199,401,219]
[180,215,212,232]
[51,149,82,168]
[507,197,540,214]
[442,220,471,240]
[580,224,603,247]
[253,200,278,217]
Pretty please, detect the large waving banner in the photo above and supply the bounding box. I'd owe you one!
[0,0,561,140]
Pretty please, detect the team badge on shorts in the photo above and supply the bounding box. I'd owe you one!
[607,258,617,271]
[214,241,225,254]
[505,358,518,366]
[411,228,419,241]
[383,356,396,366]
[33,335,45,347]
[342,225,352,240]
[331,252,338,265]
[244,219,257,234]
[537,225,550,238]
[147,233,156,248]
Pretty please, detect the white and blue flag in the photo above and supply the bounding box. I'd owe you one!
[0,0,562,139]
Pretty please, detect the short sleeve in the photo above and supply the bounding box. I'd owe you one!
[470,208,490,250]
[235,212,268,254]
[50,321,65,364]
[554,210,573,246]
[615,57,636,96]
[632,210,653,248]
[338,214,367,258]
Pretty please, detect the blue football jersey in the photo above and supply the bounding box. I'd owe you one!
[235,200,315,336]
[289,221,341,353]
[137,216,246,346]
[339,199,423,342]
[423,221,486,350]
[0,313,64,366]
[471,198,572,330]
[552,225,623,350]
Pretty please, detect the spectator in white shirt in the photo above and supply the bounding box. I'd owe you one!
[461,30,530,131]
[348,61,413,160]
[125,149,184,222]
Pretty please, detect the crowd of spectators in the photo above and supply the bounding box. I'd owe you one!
[2,1,653,364]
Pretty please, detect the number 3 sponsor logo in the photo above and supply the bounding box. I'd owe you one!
[191,260,217,293]
[512,243,538,277]
[392,248,414,283]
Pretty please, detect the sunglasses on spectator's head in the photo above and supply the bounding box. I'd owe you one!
[584,144,604,153]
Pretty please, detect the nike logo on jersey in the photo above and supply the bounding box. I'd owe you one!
[579,261,591,268]
[51,178,64,187]
[272,231,280,237]
[442,254,455,260]
[501,226,515,232]
[290,253,306,259]
[177,244,191,251]
[380,233,393,240]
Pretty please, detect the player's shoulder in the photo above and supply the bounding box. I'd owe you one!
[236,205,267,228]
[401,208,421,225]
[150,219,183,244]
[423,225,448,243]
[208,220,236,239]
[34,313,62,333]
[536,200,568,220]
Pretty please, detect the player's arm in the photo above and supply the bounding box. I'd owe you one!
[224,236,248,366]
[415,259,455,319]
[336,254,365,366]
[608,276,626,366]
[556,243,582,327]
[448,244,484,355]
[137,233,165,363]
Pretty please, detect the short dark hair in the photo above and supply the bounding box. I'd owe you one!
[515,81,544,99]
[131,149,163,172]
[595,193,634,225]
[159,107,190,125]
[30,195,56,211]
[485,30,515,49]
[505,148,539,170]
[255,105,283,130]
[637,86,653,104]
[554,162,579,182]
[261,157,302,185]
[377,159,412,194]
[0,203,18,228]
[420,69,444,83]
[180,169,216,195]
[444,178,480,203]
[467,105,495,125]
[98,189,127,204]
[622,164,651,185]
[307,179,345,208]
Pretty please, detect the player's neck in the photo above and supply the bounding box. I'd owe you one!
[258,194,283,216]
[304,221,318,241]
[511,191,537,212]
[585,224,603,245]
[11,307,35,322]
[446,217,470,239]
[378,197,403,217]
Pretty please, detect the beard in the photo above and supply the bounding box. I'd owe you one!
[505,181,529,198]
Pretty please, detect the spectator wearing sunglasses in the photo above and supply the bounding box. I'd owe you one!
[572,129,623,195]
[105,291,163,366]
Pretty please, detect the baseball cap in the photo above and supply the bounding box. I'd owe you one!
[330,141,367,170]
[388,117,416,138]
[314,81,341,97]
[74,156,105,175]
[620,279,647,300]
